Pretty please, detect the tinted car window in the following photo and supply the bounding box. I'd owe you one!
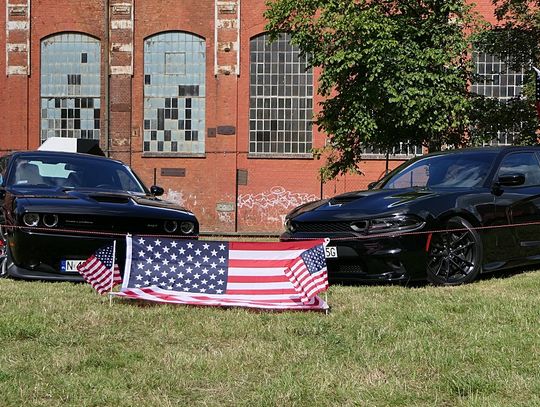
[7,155,146,193]
[381,152,496,189]
[498,152,540,186]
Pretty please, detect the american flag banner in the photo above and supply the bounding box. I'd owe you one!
[77,243,122,295]
[112,236,329,311]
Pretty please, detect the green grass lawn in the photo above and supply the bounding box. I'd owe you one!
[1,271,540,406]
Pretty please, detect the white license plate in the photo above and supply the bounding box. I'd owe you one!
[61,259,85,272]
[324,246,338,258]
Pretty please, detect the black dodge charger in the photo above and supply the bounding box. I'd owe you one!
[0,150,199,281]
[281,146,540,285]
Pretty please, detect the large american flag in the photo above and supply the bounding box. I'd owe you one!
[112,236,329,310]
[77,243,122,295]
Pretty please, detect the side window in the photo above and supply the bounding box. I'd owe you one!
[498,152,540,186]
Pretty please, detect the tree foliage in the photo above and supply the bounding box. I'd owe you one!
[264,0,480,181]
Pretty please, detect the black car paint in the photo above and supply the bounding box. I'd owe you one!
[0,150,199,281]
[281,146,540,284]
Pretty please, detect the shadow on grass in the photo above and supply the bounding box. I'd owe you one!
[329,264,540,289]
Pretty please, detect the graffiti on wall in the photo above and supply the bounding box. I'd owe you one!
[238,186,318,227]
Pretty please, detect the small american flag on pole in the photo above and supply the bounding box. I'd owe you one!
[285,241,329,303]
[77,243,122,295]
[112,236,329,311]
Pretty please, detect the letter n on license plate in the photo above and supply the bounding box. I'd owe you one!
[324,246,338,258]
[61,259,85,272]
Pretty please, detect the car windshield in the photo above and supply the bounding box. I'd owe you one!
[7,155,147,193]
[379,152,497,189]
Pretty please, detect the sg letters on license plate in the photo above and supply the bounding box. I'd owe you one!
[324,246,338,258]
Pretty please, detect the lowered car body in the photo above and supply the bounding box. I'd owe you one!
[281,146,540,285]
[0,150,199,281]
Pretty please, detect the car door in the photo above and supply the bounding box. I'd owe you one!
[493,151,540,262]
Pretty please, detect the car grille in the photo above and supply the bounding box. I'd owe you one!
[294,222,353,234]
[336,263,364,273]
[58,215,169,235]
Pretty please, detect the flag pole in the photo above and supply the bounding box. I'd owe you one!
[109,240,117,306]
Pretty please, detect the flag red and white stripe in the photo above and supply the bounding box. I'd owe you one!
[285,244,329,303]
[77,243,122,295]
[112,236,329,311]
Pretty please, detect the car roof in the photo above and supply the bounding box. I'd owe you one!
[419,145,540,158]
[9,150,123,164]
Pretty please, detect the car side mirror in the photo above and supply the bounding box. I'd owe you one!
[498,173,525,187]
[367,181,378,190]
[150,185,164,197]
[491,173,525,196]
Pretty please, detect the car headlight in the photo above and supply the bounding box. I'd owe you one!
[366,215,425,235]
[42,214,59,228]
[164,220,178,233]
[22,213,40,227]
[285,218,297,233]
[180,222,195,234]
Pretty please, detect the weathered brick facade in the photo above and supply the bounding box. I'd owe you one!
[0,0,497,233]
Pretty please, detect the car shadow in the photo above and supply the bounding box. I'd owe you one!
[329,265,539,289]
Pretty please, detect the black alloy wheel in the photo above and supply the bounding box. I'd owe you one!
[0,226,7,277]
[426,217,482,285]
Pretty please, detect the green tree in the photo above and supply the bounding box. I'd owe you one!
[265,0,480,181]
[472,0,540,145]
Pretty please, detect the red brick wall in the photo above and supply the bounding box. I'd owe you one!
[0,0,499,233]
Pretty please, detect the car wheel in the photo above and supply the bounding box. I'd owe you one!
[0,242,14,278]
[426,216,482,285]
[0,249,8,278]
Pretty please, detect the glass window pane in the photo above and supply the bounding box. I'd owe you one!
[40,33,101,143]
[144,32,206,153]
[248,33,313,155]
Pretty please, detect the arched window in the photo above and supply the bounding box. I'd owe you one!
[41,33,101,142]
[143,32,206,153]
[249,33,313,155]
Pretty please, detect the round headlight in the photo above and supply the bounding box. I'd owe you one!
[42,214,59,228]
[164,220,178,233]
[180,222,195,234]
[285,219,297,233]
[23,213,40,227]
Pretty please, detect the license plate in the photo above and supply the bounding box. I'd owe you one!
[324,246,338,258]
[61,259,85,272]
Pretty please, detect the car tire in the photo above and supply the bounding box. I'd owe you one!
[426,216,482,285]
[0,251,8,278]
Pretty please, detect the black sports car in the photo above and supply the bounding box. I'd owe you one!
[281,146,540,285]
[0,150,199,281]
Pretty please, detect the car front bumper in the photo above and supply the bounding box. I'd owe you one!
[7,227,123,282]
[280,232,430,283]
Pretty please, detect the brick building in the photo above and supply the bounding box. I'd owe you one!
[0,0,522,233]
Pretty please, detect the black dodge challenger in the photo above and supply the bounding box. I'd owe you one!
[281,146,540,285]
[0,150,199,281]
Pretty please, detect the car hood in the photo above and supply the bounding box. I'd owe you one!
[8,187,194,218]
[287,187,479,222]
